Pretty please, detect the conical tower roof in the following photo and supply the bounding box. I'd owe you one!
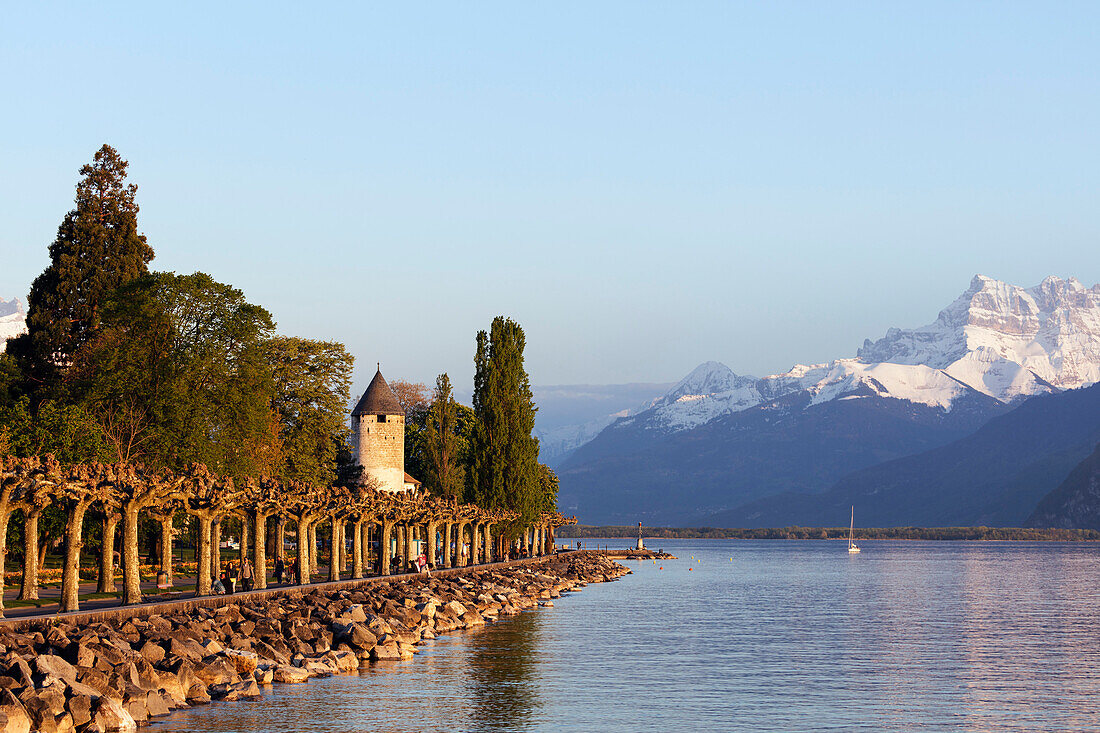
[352,368,405,417]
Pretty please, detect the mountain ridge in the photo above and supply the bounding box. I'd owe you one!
[558,274,1100,525]
[0,297,26,352]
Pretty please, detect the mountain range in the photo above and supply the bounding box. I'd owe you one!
[555,275,1100,526]
[0,297,26,352]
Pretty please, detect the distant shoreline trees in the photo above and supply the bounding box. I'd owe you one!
[558,525,1100,541]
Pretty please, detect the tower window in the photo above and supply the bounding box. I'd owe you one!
[377,414,387,423]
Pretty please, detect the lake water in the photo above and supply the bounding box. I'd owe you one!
[155,540,1100,732]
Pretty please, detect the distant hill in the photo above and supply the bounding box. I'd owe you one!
[558,387,1005,525]
[1026,443,1100,529]
[708,383,1100,528]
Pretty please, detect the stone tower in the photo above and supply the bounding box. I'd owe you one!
[351,368,410,493]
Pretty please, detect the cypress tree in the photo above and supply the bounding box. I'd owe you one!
[10,145,153,394]
[424,373,470,498]
[467,317,542,533]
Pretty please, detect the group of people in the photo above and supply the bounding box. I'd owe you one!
[211,557,255,595]
[207,543,456,595]
[207,554,307,594]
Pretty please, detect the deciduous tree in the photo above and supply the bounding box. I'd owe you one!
[262,337,354,486]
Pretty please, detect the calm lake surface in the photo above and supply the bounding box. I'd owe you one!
[155,540,1100,732]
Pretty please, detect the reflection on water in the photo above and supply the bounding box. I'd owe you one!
[156,541,1100,732]
[466,613,542,731]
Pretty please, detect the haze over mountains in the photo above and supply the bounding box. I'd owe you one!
[553,275,1100,527]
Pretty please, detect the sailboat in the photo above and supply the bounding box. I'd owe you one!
[848,506,861,554]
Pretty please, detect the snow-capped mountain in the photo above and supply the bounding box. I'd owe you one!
[0,297,27,352]
[557,275,1100,525]
[615,275,1098,438]
[858,275,1099,401]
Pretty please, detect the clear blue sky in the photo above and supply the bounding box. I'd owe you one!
[2,3,1098,396]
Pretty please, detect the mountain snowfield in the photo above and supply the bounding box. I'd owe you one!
[0,297,27,352]
[613,275,1100,438]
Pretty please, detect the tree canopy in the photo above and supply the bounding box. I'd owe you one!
[69,271,277,477]
[10,144,154,395]
[263,336,354,486]
[422,373,474,498]
[467,317,544,534]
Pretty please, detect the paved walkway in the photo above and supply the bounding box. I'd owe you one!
[0,557,551,622]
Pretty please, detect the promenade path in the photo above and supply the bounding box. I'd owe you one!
[0,554,568,624]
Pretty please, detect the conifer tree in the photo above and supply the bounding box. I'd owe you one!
[424,373,469,497]
[467,317,542,533]
[11,145,153,393]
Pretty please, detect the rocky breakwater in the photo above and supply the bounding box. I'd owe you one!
[0,552,627,732]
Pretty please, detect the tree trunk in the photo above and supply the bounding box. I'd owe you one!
[337,520,346,574]
[484,523,493,563]
[276,515,286,561]
[159,516,173,587]
[296,518,310,584]
[381,519,393,575]
[97,513,118,593]
[443,522,452,568]
[362,522,371,575]
[352,520,364,579]
[212,521,222,577]
[240,514,250,563]
[19,509,40,601]
[194,515,214,596]
[253,511,267,590]
[329,518,340,581]
[0,507,11,617]
[309,522,318,575]
[427,521,439,568]
[60,500,90,612]
[472,524,482,565]
[121,506,143,605]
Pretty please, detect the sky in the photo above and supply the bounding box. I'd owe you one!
[2,3,1099,398]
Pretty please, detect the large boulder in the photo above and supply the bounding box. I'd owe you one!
[67,694,93,728]
[332,622,377,649]
[223,649,259,675]
[138,641,165,665]
[91,697,137,732]
[272,665,310,684]
[0,689,31,733]
[192,657,237,687]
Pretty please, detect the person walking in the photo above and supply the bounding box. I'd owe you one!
[240,557,254,592]
[417,551,431,577]
[274,556,285,584]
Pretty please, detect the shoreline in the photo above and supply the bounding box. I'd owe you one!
[559,527,1100,541]
[0,552,629,732]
